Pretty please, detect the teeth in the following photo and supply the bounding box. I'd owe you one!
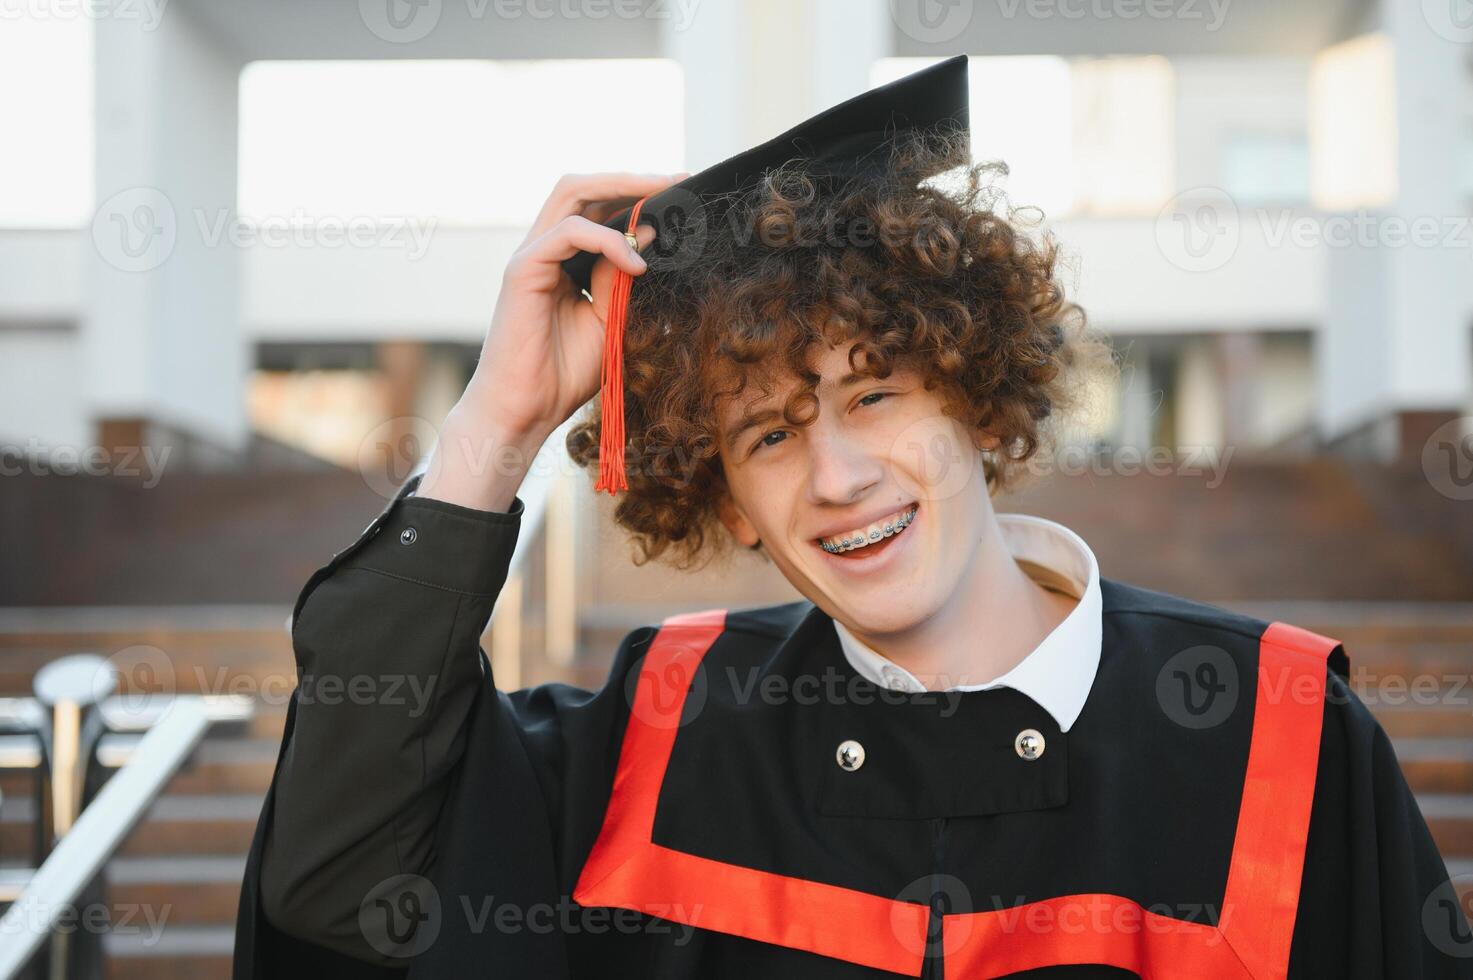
[819,506,916,554]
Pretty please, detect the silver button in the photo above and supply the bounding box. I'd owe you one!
[400,527,418,545]
[1014,728,1045,761]
[835,739,866,771]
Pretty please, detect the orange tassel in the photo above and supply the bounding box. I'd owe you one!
[594,195,652,495]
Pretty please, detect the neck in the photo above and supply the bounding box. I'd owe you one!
[849,508,1076,690]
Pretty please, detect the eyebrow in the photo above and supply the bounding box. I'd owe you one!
[721,372,871,450]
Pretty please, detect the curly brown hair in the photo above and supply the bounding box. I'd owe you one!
[567,124,1116,569]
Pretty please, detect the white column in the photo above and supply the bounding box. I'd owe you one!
[86,3,247,451]
[1380,0,1471,415]
[1318,5,1473,450]
[661,0,894,168]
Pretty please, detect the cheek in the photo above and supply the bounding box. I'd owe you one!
[727,461,799,535]
[884,413,980,504]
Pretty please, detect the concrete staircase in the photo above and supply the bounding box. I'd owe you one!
[0,610,291,979]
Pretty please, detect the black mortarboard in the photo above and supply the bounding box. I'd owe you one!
[562,54,970,494]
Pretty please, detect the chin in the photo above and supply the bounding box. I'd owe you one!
[822,584,943,638]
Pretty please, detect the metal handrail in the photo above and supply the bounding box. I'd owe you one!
[0,696,237,979]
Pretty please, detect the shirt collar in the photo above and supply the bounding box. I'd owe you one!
[830,513,1103,733]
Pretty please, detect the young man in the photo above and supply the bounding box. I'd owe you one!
[233,57,1470,979]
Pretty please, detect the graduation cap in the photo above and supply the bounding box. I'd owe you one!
[561,54,970,494]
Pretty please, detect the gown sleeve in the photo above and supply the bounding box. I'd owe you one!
[231,474,521,970]
[1292,666,1473,977]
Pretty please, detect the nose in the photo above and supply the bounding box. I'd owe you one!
[805,427,883,506]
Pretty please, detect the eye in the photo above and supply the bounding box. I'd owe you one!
[857,391,889,408]
[754,429,790,452]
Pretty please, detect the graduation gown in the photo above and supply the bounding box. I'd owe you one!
[232,473,1473,979]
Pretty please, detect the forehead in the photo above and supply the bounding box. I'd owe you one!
[712,342,859,412]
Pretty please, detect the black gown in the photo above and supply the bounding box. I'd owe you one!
[232,473,1473,979]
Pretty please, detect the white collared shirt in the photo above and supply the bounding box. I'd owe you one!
[831,513,1103,733]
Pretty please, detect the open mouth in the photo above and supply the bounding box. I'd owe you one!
[817,504,919,558]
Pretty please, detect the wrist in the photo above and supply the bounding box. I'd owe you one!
[456,381,559,448]
[444,400,553,460]
[417,404,553,514]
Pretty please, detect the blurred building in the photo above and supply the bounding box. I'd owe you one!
[1,0,1470,471]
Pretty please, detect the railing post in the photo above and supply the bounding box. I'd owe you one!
[32,655,116,980]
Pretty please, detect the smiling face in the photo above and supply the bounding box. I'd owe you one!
[715,341,1001,637]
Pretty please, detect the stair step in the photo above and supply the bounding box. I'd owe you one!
[103,923,234,980]
[1373,701,1473,738]
[1394,739,1473,793]
[1421,795,1473,858]
[106,855,246,926]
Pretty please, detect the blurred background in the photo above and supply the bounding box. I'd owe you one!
[0,0,1471,976]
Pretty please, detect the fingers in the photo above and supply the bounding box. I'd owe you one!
[518,214,656,281]
[526,171,689,241]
